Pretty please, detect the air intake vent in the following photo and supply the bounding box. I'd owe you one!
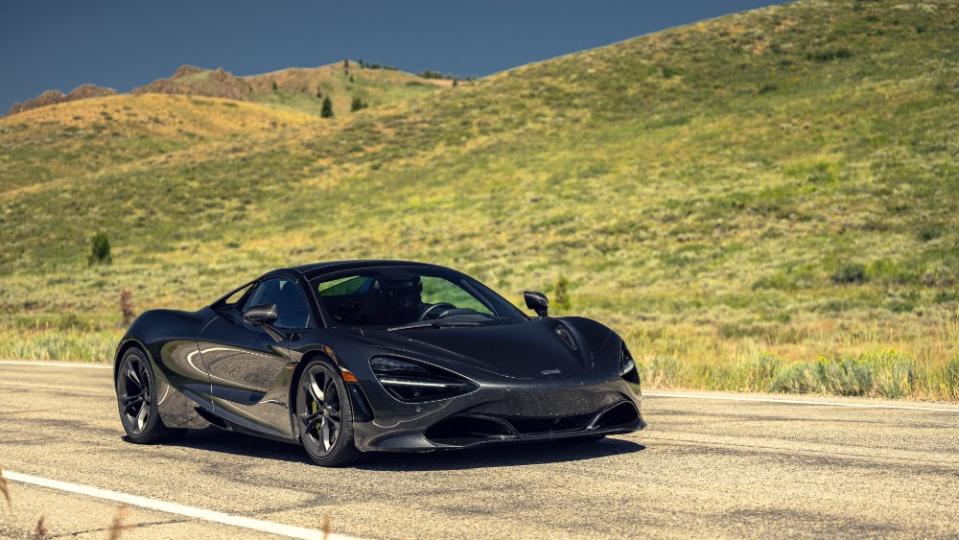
[425,415,514,445]
[590,401,640,430]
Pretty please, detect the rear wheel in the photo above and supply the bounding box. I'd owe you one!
[116,348,178,443]
[295,359,361,467]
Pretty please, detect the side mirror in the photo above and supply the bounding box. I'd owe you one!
[243,304,278,326]
[523,291,549,318]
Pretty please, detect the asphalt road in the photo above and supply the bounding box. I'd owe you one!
[1,361,958,539]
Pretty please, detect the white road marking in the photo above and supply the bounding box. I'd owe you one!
[645,391,959,413]
[0,360,110,369]
[2,470,357,540]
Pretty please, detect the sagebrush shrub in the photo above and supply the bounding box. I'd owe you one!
[553,275,571,311]
[831,263,866,284]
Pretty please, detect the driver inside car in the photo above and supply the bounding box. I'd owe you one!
[381,275,428,324]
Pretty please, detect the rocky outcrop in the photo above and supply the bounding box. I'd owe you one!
[132,67,253,101]
[6,85,115,116]
[172,64,206,79]
[66,84,116,101]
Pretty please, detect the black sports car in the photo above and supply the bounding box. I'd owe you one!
[114,260,645,466]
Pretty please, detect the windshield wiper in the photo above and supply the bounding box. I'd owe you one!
[387,320,482,332]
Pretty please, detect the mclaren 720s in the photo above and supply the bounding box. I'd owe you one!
[114,260,645,466]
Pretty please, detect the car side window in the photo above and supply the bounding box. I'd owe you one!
[221,281,254,306]
[245,277,312,329]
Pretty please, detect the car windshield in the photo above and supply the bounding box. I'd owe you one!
[312,267,526,327]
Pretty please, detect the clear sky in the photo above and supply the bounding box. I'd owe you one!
[0,1,785,112]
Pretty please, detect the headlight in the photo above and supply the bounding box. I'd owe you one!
[370,356,475,402]
[619,343,640,384]
[370,356,431,375]
[554,325,578,351]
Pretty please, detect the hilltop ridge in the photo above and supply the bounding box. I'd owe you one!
[6,83,116,115]
[6,60,457,117]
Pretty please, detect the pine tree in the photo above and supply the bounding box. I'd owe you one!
[88,233,112,265]
[350,96,367,112]
[321,97,334,118]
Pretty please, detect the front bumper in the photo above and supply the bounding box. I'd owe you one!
[351,375,644,452]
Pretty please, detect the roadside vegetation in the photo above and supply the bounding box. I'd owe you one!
[1,0,958,400]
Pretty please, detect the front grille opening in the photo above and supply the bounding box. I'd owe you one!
[592,402,639,429]
[425,416,513,446]
[507,413,593,434]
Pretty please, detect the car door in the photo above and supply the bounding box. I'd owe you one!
[197,275,314,440]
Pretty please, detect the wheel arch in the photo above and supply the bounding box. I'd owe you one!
[288,347,343,412]
[289,347,374,426]
[113,338,152,382]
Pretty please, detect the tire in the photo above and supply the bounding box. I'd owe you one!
[294,358,362,467]
[116,348,178,444]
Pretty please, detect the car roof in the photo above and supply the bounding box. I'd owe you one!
[287,259,453,280]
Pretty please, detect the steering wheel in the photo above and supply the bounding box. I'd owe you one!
[419,302,456,321]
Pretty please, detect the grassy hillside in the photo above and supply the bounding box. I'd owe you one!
[1,0,958,399]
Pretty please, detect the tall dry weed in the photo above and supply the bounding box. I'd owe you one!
[0,468,11,512]
[107,504,129,540]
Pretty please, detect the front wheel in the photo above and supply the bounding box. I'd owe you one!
[294,359,361,467]
[116,348,178,443]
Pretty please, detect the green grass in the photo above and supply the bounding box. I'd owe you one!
[1,0,958,400]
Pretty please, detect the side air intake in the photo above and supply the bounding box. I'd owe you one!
[589,401,640,430]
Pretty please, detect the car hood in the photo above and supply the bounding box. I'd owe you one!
[361,318,598,379]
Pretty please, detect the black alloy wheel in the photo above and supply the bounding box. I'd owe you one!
[295,359,361,466]
[116,348,176,443]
